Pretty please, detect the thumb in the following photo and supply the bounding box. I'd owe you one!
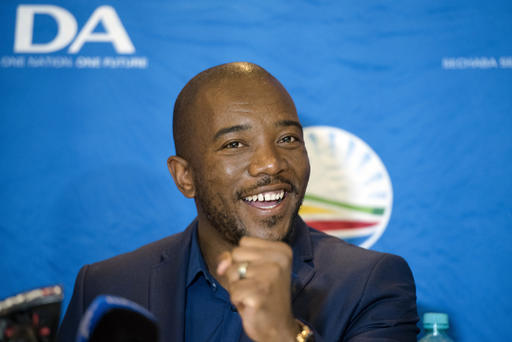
[216,251,232,276]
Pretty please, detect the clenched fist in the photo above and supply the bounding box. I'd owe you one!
[217,236,300,342]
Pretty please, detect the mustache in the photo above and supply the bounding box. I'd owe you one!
[237,175,298,199]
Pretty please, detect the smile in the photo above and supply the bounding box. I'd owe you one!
[243,190,286,209]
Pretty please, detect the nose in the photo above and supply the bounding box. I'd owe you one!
[248,143,287,177]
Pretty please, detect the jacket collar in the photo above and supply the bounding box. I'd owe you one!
[149,219,197,342]
[289,216,316,301]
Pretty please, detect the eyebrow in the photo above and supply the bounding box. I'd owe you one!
[213,124,251,141]
[213,120,303,141]
[275,120,303,131]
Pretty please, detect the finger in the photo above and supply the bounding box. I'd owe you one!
[239,236,290,251]
[229,279,267,310]
[216,251,232,276]
[231,246,267,263]
[224,261,284,284]
[224,261,251,283]
[232,246,291,270]
[238,237,292,261]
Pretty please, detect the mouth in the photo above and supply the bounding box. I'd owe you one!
[242,189,287,210]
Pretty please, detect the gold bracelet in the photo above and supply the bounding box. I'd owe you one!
[296,320,313,342]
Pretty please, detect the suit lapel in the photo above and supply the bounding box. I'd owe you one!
[290,217,316,302]
[149,221,196,342]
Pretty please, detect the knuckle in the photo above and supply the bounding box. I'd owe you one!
[259,280,272,295]
[231,248,242,259]
[228,266,240,281]
[249,296,263,309]
[274,254,291,270]
[276,241,293,257]
[283,244,293,257]
[267,262,281,277]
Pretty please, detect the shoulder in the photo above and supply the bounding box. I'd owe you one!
[306,227,415,297]
[57,226,194,342]
[85,228,190,279]
[309,227,407,269]
[78,226,193,302]
[296,227,418,340]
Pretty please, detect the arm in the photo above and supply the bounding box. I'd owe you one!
[344,254,419,342]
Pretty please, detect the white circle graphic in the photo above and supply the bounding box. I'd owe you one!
[299,126,393,249]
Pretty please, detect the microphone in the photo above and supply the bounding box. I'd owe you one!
[76,295,159,342]
[0,285,64,342]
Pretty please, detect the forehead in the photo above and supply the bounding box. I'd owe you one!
[196,77,299,133]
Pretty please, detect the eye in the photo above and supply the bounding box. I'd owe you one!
[279,135,299,144]
[223,141,244,149]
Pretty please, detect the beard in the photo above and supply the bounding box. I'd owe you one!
[194,175,304,245]
[195,188,247,245]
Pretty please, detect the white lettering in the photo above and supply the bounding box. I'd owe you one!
[1,56,25,68]
[69,6,135,54]
[499,57,512,68]
[75,56,101,68]
[27,56,73,68]
[102,56,147,68]
[14,5,135,54]
[442,57,498,69]
[0,55,148,69]
[14,5,77,53]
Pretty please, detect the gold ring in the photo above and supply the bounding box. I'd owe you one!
[238,262,249,279]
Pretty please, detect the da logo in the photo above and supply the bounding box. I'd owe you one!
[299,126,393,248]
[14,5,134,54]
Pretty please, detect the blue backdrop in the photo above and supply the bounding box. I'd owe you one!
[1,1,511,341]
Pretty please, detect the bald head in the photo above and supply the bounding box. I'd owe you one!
[172,62,296,160]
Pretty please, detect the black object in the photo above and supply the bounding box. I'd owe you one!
[76,295,159,342]
[0,285,63,342]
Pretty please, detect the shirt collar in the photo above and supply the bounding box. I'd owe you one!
[186,224,214,287]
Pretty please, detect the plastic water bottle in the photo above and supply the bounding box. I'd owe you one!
[418,312,454,341]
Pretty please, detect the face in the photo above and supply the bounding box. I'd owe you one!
[188,77,310,244]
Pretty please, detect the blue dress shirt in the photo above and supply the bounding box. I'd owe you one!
[185,228,253,342]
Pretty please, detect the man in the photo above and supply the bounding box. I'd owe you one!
[58,62,419,342]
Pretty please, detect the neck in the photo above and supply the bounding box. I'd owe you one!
[196,220,236,286]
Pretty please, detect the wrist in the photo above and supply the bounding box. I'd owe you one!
[271,317,303,342]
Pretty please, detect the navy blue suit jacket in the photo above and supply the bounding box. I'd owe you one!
[58,217,418,341]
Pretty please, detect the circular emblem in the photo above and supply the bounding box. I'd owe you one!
[299,126,393,248]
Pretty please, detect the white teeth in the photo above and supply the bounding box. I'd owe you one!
[244,190,285,202]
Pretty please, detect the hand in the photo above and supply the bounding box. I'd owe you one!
[217,236,299,342]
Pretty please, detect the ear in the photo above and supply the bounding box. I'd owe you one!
[167,155,196,198]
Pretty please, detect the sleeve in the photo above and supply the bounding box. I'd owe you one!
[344,254,419,342]
[57,265,89,342]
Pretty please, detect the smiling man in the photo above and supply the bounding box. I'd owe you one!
[58,62,419,342]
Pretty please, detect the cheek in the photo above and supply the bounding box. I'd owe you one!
[301,151,311,182]
[290,149,310,181]
[202,157,247,184]
[222,160,247,178]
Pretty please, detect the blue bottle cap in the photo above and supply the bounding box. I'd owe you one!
[423,312,449,330]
